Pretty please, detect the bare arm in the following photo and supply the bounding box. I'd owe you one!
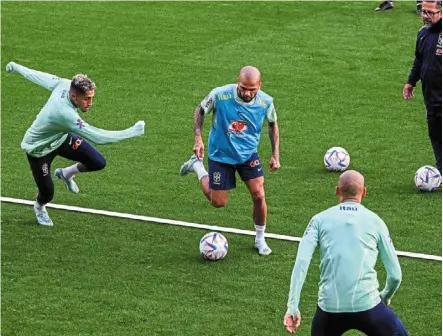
[268,121,280,171]
[193,105,205,159]
[268,121,280,158]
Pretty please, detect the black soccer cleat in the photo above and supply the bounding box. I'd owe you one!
[375,1,394,11]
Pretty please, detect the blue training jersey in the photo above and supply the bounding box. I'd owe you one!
[200,84,277,165]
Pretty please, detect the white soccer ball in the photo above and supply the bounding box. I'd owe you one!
[414,165,441,191]
[199,232,228,261]
[324,147,350,172]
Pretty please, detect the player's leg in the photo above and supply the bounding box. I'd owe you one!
[55,134,106,193]
[238,153,271,255]
[26,153,56,226]
[311,307,351,336]
[426,107,442,174]
[180,154,234,207]
[356,302,409,336]
[375,0,394,11]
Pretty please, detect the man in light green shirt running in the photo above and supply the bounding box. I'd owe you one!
[5,61,145,226]
[284,170,408,336]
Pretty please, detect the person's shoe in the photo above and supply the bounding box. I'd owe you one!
[375,1,394,11]
[55,168,79,193]
[416,3,422,15]
[179,154,199,176]
[34,204,53,226]
[255,240,272,255]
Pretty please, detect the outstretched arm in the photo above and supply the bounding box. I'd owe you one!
[63,111,145,145]
[6,61,66,91]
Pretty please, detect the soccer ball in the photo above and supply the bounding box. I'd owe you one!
[414,165,441,191]
[199,232,228,261]
[324,147,350,172]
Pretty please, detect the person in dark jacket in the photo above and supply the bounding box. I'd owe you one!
[403,0,442,174]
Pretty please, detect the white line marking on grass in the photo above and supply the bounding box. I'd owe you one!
[2,196,441,262]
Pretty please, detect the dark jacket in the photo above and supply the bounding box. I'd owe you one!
[407,18,442,110]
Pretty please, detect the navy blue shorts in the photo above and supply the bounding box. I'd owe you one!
[208,152,264,190]
[311,302,409,336]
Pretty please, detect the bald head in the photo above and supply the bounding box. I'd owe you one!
[238,66,261,83]
[338,170,365,198]
[236,66,262,103]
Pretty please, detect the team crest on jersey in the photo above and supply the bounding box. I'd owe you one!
[437,33,442,56]
[229,120,248,133]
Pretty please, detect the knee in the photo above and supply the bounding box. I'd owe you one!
[251,189,265,203]
[87,156,107,172]
[210,198,228,208]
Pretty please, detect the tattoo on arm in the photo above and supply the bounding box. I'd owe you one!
[194,105,205,136]
[268,121,280,158]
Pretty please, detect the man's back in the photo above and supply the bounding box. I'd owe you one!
[315,202,389,312]
[21,79,75,157]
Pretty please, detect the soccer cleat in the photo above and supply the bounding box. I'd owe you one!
[34,204,53,226]
[255,241,272,255]
[55,168,79,193]
[375,1,394,11]
[179,154,199,176]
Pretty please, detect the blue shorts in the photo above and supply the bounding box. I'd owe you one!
[208,152,264,190]
[311,302,409,336]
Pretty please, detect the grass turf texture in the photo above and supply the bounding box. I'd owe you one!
[2,1,441,335]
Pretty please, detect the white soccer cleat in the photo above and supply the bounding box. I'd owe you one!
[255,241,272,255]
[34,204,53,226]
[55,168,79,193]
[179,154,199,176]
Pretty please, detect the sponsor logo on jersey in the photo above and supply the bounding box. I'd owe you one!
[437,33,442,56]
[229,120,248,133]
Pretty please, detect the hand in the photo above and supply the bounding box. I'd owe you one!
[269,155,280,172]
[134,120,145,135]
[5,61,16,73]
[403,84,414,100]
[381,297,391,307]
[193,136,205,159]
[283,313,301,334]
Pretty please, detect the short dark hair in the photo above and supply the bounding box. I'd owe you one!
[70,74,96,94]
[424,0,442,8]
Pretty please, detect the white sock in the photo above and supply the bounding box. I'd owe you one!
[192,160,208,181]
[62,164,80,180]
[255,224,266,243]
[35,202,46,211]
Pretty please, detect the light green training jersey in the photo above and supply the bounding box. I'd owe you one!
[11,63,143,158]
[287,201,402,316]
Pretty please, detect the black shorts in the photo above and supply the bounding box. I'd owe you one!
[208,152,264,190]
[311,302,409,336]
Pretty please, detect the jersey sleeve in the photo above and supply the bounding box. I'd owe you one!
[199,89,217,115]
[266,102,277,123]
[12,62,65,91]
[377,219,402,302]
[286,216,319,317]
[61,110,143,145]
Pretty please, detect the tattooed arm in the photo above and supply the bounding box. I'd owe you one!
[193,105,205,159]
[268,120,280,172]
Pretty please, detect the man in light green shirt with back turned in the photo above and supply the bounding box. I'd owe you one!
[284,170,408,336]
